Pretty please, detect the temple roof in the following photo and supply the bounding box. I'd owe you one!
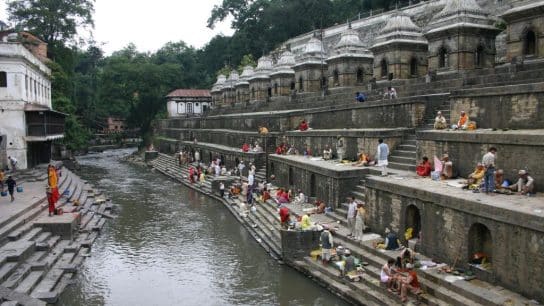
[249,56,273,80]
[328,26,373,60]
[424,0,498,36]
[371,14,427,50]
[223,70,240,89]
[295,36,326,67]
[211,75,226,93]
[236,65,254,86]
[271,50,295,76]
[167,89,211,98]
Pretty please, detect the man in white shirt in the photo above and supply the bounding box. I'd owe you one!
[346,197,357,237]
[8,156,17,172]
[511,170,535,195]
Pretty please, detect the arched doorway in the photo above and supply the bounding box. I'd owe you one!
[439,47,448,68]
[267,87,272,98]
[298,76,304,92]
[525,30,536,56]
[410,58,418,76]
[251,87,255,99]
[468,223,493,265]
[405,205,421,239]
[288,167,294,186]
[310,174,316,197]
[475,46,484,67]
[290,81,295,91]
[380,59,388,78]
[274,83,278,95]
[333,69,339,86]
[356,68,364,84]
[270,162,275,176]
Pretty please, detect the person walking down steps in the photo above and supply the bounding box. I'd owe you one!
[6,176,16,202]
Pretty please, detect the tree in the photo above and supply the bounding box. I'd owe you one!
[7,0,95,48]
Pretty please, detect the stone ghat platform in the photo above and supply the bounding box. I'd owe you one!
[269,155,369,208]
[365,172,544,302]
[147,153,537,306]
[0,166,112,304]
[417,129,544,191]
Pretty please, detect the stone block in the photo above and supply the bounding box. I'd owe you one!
[33,213,81,241]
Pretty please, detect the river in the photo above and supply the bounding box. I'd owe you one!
[59,149,348,306]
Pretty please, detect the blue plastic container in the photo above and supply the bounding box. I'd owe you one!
[63,189,70,196]
[0,191,7,197]
[16,186,23,193]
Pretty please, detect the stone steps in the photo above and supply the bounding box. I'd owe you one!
[14,271,43,295]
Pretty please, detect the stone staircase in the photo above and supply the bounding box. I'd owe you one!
[423,99,451,130]
[148,153,534,306]
[0,167,110,305]
[388,134,417,172]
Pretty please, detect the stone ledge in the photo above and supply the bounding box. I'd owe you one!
[366,175,544,233]
[180,141,265,156]
[285,128,413,138]
[416,129,544,146]
[451,81,544,98]
[269,154,369,178]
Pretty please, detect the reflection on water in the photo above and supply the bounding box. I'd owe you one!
[59,149,348,306]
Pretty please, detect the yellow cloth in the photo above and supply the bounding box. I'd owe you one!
[405,227,413,241]
[470,168,484,183]
[48,168,58,188]
[0,171,4,181]
[301,215,313,230]
[199,173,205,183]
[458,114,469,127]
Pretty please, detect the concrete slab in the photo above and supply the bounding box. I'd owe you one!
[33,214,81,241]
[270,154,369,178]
[0,180,47,229]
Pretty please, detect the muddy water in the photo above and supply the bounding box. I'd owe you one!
[59,149,348,306]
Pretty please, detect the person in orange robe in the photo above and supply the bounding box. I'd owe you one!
[48,165,60,203]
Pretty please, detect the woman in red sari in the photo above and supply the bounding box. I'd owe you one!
[48,165,60,203]
[46,187,56,216]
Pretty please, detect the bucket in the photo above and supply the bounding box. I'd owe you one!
[16,186,23,193]
[62,190,70,196]
[0,191,7,197]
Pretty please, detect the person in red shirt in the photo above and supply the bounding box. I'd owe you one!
[242,143,250,152]
[400,263,420,303]
[416,156,432,177]
[279,205,290,229]
[299,120,309,131]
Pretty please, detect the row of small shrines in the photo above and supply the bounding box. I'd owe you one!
[210,0,543,105]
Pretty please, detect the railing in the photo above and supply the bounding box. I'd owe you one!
[26,111,65,137]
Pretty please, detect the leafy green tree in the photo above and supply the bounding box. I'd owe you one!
[7,0,95,49]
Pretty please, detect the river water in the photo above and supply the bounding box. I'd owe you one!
[59,149,348,306]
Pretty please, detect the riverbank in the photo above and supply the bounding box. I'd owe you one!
[0,164,112,304]
[145,152,537,306]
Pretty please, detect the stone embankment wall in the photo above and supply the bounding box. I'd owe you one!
[365,177,544,302]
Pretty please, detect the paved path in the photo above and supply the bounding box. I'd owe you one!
[0,179,46,227]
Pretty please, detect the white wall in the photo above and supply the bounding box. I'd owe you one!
[167,99,210,117]
[0,42,52,169]
[0,109,27,169]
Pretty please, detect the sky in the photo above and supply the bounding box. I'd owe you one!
[0,0,235,54]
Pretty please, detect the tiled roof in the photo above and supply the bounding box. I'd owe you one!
[167,89,211,97]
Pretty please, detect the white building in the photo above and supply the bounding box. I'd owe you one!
[0,31,64,170]
[166,89,212,117]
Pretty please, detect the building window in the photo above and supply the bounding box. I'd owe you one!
[380,59,388,78]
[525,30,536,56]
[333,69,339,86]
[410,58,418,76]
[475,46,484,67]
[439,47,448,68]
[0,72,6,87]
[186,102,194,114]
[356,68,364,83]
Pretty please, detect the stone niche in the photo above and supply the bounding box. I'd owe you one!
[269,155,367,208]
[416,130,544,191]
[500,2,544,62]
[364,177,544,303]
